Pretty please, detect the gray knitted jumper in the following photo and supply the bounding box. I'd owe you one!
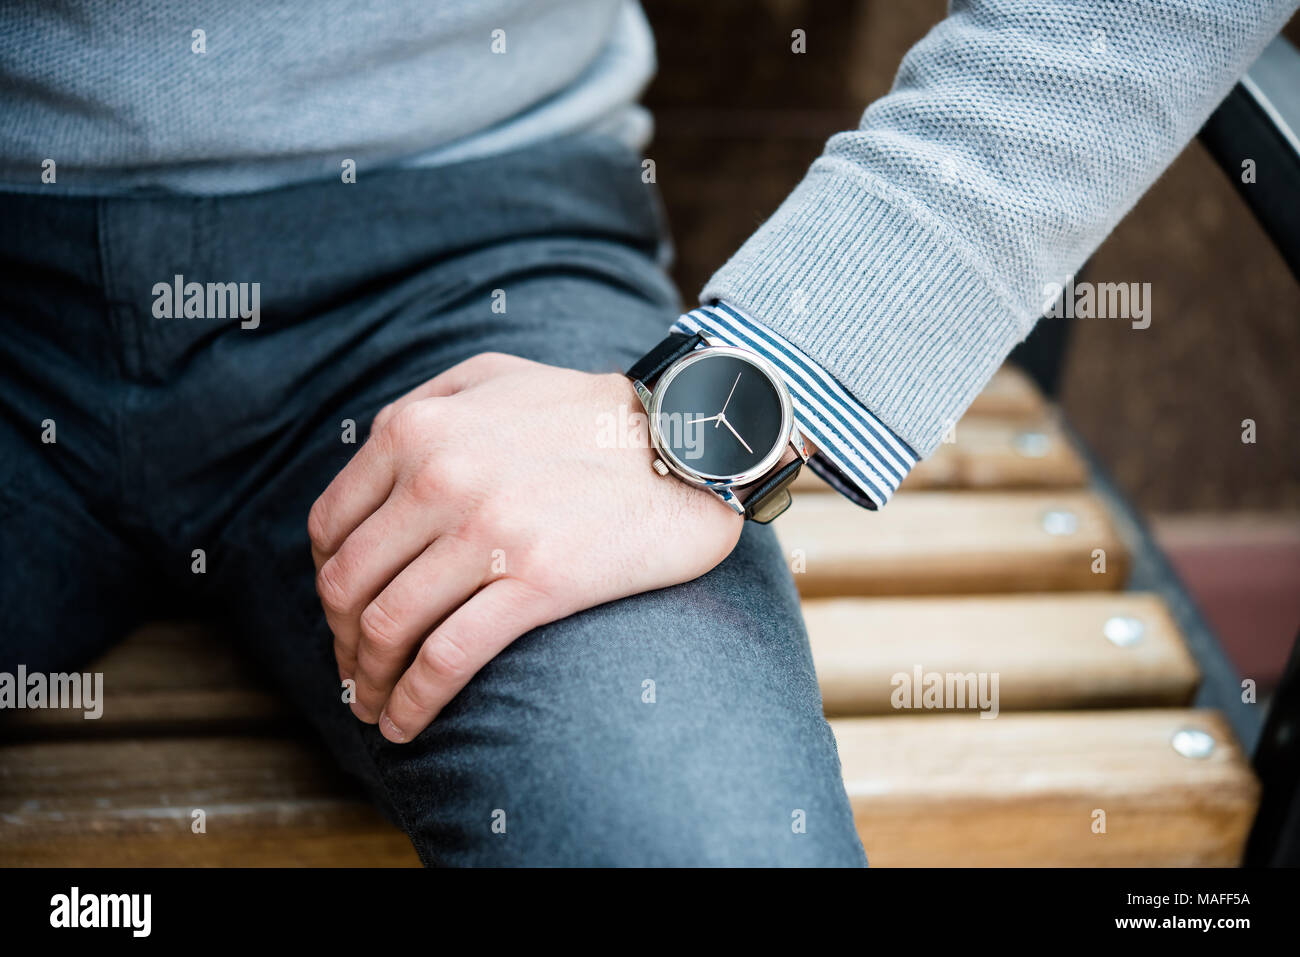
[1,0,1295,456]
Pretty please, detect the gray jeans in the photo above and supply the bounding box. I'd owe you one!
[0,134,866,866]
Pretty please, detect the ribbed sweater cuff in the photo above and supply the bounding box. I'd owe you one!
[700,156,1035,458]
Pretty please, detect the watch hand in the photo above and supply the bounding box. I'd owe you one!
[684,414,720,425]
[718,413,753,454]
[717,372,742,425]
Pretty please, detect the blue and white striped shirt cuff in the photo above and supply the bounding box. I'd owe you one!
[670,301,918,509]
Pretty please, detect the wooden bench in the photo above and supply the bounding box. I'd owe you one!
[0,364,1259,867]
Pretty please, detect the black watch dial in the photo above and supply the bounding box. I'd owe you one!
[653,351,786,481]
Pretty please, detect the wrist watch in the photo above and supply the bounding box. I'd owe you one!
[626,332,809,523]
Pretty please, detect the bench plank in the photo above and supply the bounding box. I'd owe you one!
[0,736,419,867]
[794,415,1087,493]
[807,593,1200,716]
[0,622,289,736]
[832,709,1258,866]
[778,491,1130,597]
[963,365,1046,420]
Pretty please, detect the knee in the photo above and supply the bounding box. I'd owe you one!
[389,711,865,867]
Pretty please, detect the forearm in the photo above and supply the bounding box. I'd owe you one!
[702,0,1298,458]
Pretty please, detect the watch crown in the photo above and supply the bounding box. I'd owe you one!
[652,458,670,476]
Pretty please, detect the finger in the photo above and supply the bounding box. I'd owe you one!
[318,483,451,684]
[371,352,531,433]
[378,578,553,743]
[350,536,490,720]
[308,429,398,559]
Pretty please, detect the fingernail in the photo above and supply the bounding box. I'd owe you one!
[380,712,406,743]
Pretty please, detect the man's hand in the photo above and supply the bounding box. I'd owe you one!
[308,352,743,743]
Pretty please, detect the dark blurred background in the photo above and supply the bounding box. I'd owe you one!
[640,0,1300,684]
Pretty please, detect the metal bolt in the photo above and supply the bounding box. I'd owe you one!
[652,458,669,476]
[1041,509,1078,535]
[1103,615,1145,646]
[1171,728,1216,760]
[1014,430,1052,458]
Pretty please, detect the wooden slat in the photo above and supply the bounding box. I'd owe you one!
[0,622,287,735]
[778,491,1130,596]
[833,709,1258,866]
[807,593,1200,716]
[0,736,420,867]
[794,414,1087,493]
[6,592,1190,733]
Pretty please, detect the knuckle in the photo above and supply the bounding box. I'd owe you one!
[315,558,354,616]
[389,401,434,441]
[466,350,523,376]
[466,351,503,369]
[510,548,555,590]
[371,401,398,434]
[408,456,478,507]
[405,462,447,505]
[472,499,514,543]
[358,599,405,652]
[387,677,428,722]
[418,632,471,685]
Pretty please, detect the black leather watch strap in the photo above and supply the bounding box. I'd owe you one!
[741,457,803,524]
[626,332,704,388]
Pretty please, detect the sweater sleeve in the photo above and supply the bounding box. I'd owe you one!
[700,0,1299,458]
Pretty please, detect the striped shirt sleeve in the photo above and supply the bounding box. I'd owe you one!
[670,301,917,509]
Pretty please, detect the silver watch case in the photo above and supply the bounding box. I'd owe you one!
[632,337,807,514]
